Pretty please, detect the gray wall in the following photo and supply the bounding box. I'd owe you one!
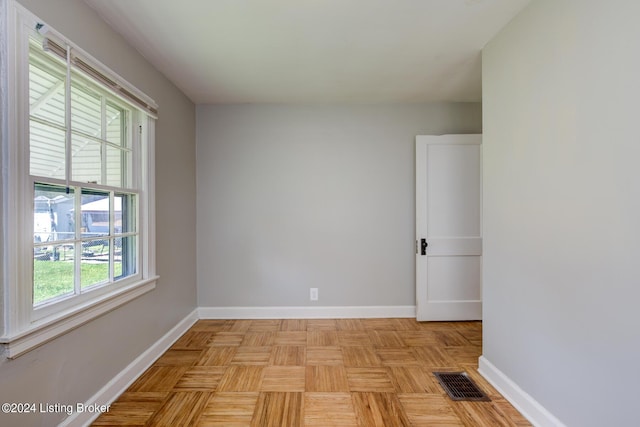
[482,0,640,426]
[196,104,481,307]
[0,0,197,425]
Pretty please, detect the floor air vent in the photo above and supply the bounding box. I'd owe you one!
[433,372,490,401]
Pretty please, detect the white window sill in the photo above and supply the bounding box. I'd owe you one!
[0,276,158,359]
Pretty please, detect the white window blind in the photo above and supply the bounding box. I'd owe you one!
[41,31,158,118]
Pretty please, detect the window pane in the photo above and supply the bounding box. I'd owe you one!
[81,190,110,236]
[114,193,136,234]
[81,239,109,289]
[72,134,102,184]
[106,103,125,146]
[71,83,102,138]
[33,246,75,305]
[29,41,66,127]
[34,243,75,262]
[30,121,66,179]
[115,235,136,280]
[34,183,75,242]
[106,146,131,187]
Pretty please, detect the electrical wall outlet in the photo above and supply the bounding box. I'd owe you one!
[310,288,318,301]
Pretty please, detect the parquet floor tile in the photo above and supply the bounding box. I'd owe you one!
[377,348,421,366]
[145,391,210,427]
[307,330,339,346]
[279,319,308,331]
[251,392,303,427]
[351,392,411,427]
[342,346,382,367]
[337,331,372,346]
[368,330,405,347]
[434,330,471,347]
[450,400,520,427]
[307,319,338,330]
[241,332,274,346]
[387,366,440,393]
[93,319,531,426]
[270,345,306,366]
[154,349,203,366]
[412,346,458,368]
[335,318,365,331]
[127,366,189,392]
[247,319,281,332]
[361,318,400,331]
[397,393,463,426]
[196,346,237,366]
[173,366,227,391]
[231,346,272,365]
[398,330,438,347]
[261,366,306,392]
[171,330,215,349]
[217,366,264,392]
[92,392,167,426]
[346,367,395,392]
[305,365,350,392]
[444,346,483,365]
[227,320,252,332]
[196,392,258,426]
[190,319,231,333]
[209,332,244,347]
[304,392,358,426]
[274,331,307,346]
[306,346,343,365]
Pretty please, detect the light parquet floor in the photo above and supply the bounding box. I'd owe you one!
[93,318,531,426]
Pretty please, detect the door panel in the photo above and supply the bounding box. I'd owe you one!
[416,134,482,321]
[427,144,481,237]
[427,257,482,301]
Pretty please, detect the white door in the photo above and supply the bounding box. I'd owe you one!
[416,134,482,321]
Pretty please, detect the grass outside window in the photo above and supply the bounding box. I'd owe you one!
[34,259,123,304]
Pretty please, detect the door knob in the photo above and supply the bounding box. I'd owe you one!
[421,238,428,255]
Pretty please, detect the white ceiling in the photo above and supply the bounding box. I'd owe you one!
[82,0,530,104]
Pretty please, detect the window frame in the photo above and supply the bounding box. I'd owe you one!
[0,1,158,358]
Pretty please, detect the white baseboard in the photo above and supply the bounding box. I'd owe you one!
[478,356,566,427]
[198,305,416,319]
[60,309,199,427]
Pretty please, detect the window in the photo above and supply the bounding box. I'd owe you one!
[29,37,139,309]
[1,2,158,357]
